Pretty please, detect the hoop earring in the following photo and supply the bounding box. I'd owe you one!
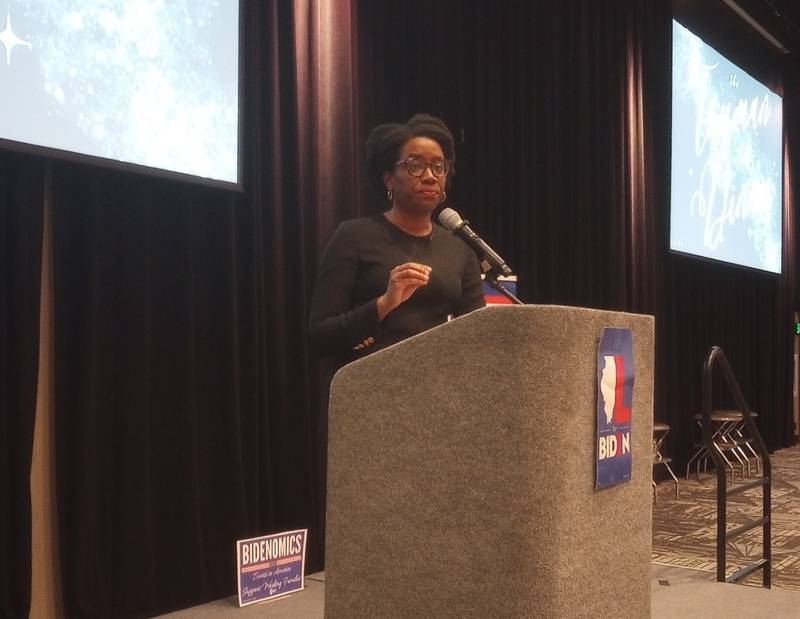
[440,191,447,204]
[387,187,393,202]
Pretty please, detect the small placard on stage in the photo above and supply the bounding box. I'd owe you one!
[482,274,517,305]
[236,529,307,607]
[596,327,634,489]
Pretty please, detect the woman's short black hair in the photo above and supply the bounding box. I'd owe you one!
[364,113,456,198]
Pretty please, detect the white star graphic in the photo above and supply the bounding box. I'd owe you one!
[0,11,32,66]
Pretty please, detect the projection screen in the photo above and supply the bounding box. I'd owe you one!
[671,20,783,274]
[0,0,240,188]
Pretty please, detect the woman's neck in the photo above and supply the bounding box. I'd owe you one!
[384,208,433,237]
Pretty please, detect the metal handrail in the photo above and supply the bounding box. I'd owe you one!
[701,346,771,587]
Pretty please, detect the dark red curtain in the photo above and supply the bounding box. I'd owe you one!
[0,152,44,618]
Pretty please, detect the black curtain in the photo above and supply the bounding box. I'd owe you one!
[355,0,797,465]
[51,166,265,617]
[356,0,669,309]
[0,153,44,618]
[50,0,357,616]
[789,62,800,305]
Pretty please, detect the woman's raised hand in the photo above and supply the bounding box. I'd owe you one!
[376,262,432,320]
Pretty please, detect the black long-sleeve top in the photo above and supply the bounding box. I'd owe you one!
[309,213,485,366]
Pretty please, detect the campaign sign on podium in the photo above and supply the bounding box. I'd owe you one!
[596,328,634,489]
[236,529,307,607]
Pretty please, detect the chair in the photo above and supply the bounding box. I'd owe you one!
[652,423,679,502]
[685,410,760,481]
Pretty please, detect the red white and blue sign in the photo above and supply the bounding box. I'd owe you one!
[595,328,634,489]
[236,529,307,607]
[482,274,517,305]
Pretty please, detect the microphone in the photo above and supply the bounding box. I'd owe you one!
[438,207,513,277]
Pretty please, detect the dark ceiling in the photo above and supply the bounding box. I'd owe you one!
[674,0,800,78]
[768,0,800,29]
[760,0,800,52]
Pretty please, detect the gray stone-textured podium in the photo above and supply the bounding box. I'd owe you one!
[325,305,654,618]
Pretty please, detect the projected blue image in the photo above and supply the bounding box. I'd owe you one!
[0,0,239,184]
[671,21,783,274]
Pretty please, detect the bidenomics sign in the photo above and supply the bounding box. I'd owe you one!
[0,1,240,187]
[670,20,783,274]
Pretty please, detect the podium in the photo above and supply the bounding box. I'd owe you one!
[325,305,654,618]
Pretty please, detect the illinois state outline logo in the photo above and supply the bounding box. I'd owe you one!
[596,328,634,489]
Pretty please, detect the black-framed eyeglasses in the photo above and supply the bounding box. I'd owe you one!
[394,156,450,178]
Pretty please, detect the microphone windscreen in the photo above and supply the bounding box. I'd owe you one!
[438,207,463,231]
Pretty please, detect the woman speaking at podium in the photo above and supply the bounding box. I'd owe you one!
[309,114,485,367]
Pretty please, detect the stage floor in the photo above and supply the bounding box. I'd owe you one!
[155,566,800,618]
